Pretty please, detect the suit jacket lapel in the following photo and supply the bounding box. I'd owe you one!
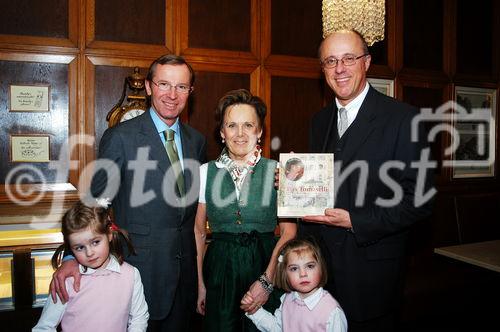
[136,112,171,173]
[340,87,378,165]
[323,103,339,153]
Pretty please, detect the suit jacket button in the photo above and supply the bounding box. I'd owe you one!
[175,254,181,259]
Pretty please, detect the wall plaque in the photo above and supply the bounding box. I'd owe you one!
[9,84,50,112]
[10,135,50,162]
[367,78,394,97]
[452,86,496,178]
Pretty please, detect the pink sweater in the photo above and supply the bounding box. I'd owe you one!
[61,262,134,331]
[282,289,340,332]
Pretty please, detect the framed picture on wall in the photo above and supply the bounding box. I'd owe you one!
[452,86,497,178]
[367,78,394,97]
[9,84,50,112]
[10,134,50,163]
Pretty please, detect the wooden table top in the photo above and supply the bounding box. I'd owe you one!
[434,240,500,273]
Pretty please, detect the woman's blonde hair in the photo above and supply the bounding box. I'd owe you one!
[275,238,328,292]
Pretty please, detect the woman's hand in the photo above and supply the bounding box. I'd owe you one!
[196,283,207,315]
[240,291,256,314]
[241,291,254,307]
[240,280,269,314]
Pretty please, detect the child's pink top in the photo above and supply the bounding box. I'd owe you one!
[61,259,135,331]
[282,289,339,332]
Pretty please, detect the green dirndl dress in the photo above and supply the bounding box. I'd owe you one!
[203,159,282,332]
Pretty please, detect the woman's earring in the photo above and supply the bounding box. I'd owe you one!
[258,138,261,143]
[222,138,225,144]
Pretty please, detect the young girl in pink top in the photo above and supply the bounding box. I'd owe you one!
[243,238,347,332]
[33,200,149,332]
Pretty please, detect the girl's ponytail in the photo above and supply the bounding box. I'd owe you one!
[51,243,67,270]
[108,221,136,264]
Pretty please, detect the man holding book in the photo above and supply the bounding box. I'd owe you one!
[300,30,434,332]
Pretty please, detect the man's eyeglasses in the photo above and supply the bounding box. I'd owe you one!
[321,54,368,69]
[151,81,192,94]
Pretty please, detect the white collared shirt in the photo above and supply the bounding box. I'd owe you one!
[246,287,348,332]
[335,82,370,131]
[33,256,149,332]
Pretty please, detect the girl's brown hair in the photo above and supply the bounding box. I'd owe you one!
[51,200,135,269]
[275,238,328,292]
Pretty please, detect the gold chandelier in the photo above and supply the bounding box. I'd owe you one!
[322,0,386,46]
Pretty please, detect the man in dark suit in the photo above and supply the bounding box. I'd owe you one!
[301,30,434,332]
[51,55,207,332]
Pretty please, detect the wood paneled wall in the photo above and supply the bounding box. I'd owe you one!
[1,0,499,243]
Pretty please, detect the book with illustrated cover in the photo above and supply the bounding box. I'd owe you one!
[277,153,334,218]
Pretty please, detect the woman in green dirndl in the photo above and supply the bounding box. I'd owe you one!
[194,89,297,331]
